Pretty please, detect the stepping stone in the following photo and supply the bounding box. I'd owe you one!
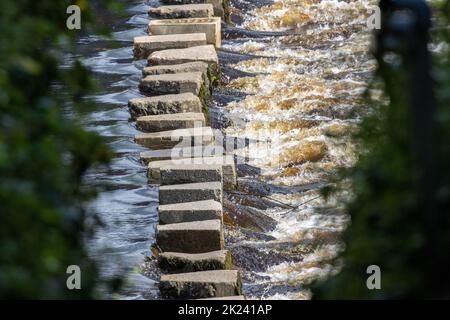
[128,93,202,120]
[133,34,207,60]
[148,45,218,69]
[140,145,225,164]
[159,270,242,299]
[161,0,227,19]
[160,164,223,185]
[135,126,214,149]
[158,250,232,273]
[159,199,222,224]
[156,219,223,253]
[139,72,204,96]
[149,4,214,19]
[142,61,212,90]
[136,112,206,133]
[148,155,237,189]
[200,296,246,300]
[149,17,221,48]
[159,181,222,204]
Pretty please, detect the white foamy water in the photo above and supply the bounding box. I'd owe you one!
[223,0,377,299]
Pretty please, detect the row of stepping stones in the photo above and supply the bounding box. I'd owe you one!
[128,1,244,300]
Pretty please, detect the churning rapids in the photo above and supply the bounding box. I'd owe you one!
[76,0,376,299]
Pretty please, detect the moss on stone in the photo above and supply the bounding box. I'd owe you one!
[198,82,211,124]
[207,63,221,86]
[222,0,231,24]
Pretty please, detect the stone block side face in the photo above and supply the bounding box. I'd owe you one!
[158,250,231,273]
[148,45,218,66]
[133,34,207,60]
[142,62,212,92]
[148,18,221,48]
[136,129,215,150]
[149,4,214,19]
[147,156,236,188]
[136,113,206,133]
[139,145,225,164]
[200,296,246,300]
[160,164,223,185]
[139,72,204,96]
[160,0,228,20]
[156,220,224,253]
[143,61,208,77]
[158,182,222,204]
[158,199,223,224]
[128,93,203,120]
[159,206,222,224]
[158,270,242,299]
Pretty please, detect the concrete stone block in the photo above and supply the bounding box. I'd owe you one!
[128,93,203,120]
[148,45,218,68]
[133,33,206,59]
[148,155,236,189]
[140,145,225,164]
[149,4,214,19]
[159,181,222,204]
[159,199,222,224]
[200,296,246,300]
[159,270,242,299]
[158,250,231,273]
[142,61,211,90]
[139,72,204,96]
[149,17,221,48]
[135,126,214,149]
[160,164,222,185]
[136,112,206,133]
[161,0,226,19]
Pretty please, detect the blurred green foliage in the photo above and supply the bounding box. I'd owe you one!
[314,1,450,299]
[0,0,119,298]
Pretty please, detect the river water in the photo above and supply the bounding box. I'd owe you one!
[79,0,376,300]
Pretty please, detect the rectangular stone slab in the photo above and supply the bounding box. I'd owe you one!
[142,61,211,90]
[158,250,231,273]
[159,270,242,299]
[135,126,214,149]
[128,93,202,120]
[139,72,204,96]
[159,199,222,224]
[159,181,222,204]
[133,33,207,60]
[156,219,223,253]
[136,112,206,133]
[161,0,225,19]
[148,155,237,189]
[143,61,208,77]
[148,45,218,68]
[160,164,222,185]
[140,145,225,164]
[149,17,221,48]
[149,4,214,19]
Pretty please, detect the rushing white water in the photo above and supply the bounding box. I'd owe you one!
[222,0,377,299]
